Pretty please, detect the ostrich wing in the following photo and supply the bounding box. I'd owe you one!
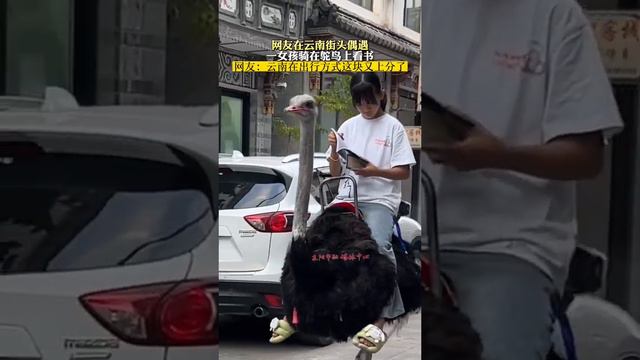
[280,209,397,341]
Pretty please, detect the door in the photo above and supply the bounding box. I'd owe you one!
[221,91,249,155]
[606,84,640,318]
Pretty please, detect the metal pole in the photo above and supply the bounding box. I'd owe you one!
[422,168,441,299]
[411,150,420,220]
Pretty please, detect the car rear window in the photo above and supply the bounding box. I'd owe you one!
[0,133,215,274]
[219,166,288,210]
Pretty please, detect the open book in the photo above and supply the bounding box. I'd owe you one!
[331,128,370,170]
[421,92,476,144]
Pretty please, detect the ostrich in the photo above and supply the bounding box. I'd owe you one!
[421,254,484,359]
[272,94,422,350]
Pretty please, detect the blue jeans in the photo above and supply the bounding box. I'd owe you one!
[359,202,406,319]
[440,251,554,360]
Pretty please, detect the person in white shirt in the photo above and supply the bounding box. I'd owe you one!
[421,0,624,359]
[326,72,417,352]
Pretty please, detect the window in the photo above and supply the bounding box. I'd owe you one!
[220,94,246,154]
[219,167,289,209]
[1,0,73,97]
[404,0,420,33]
[0,135,214,273]
[347,0,372,11]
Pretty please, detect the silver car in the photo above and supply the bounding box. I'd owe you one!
[0,90,218,359]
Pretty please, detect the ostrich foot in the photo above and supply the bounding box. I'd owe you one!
[352,324,387,353]
[269,317,296,344]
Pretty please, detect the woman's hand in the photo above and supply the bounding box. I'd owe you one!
[355,164,410,180]
[423,126,507,171]
[424,124,605,180]
[354,163,380,177]
[328,132,337,151]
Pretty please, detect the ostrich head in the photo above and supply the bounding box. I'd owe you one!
[284,94,318,240]
[284,94,317,123]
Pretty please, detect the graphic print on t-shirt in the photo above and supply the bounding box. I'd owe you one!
[494,41,546,75]
[374,136,392,147]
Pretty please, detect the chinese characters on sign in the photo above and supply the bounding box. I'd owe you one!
[271,39,372,62]
[588,11,640,80]
[231,39,409,73]
[405,126,421,149]
[232,61,408,72]
[272,39,370,51]
[275,50,374,61]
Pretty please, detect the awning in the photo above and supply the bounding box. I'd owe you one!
[306,0,420,60]
[219,21,279,57]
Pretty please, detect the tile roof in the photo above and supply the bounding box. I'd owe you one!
[306,0,420,60]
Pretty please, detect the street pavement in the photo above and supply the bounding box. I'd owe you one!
[219,313,421,360]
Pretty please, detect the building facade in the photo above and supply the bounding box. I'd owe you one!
[218,0,421,156]
[218,0,308,155]
[305,0,420,153]
[0,0,218,108]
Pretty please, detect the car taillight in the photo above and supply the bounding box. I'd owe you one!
[263,294,283,309]
[80,279,218,346]
[244,212,294,233]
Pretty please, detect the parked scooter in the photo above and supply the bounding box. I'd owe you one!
[548,245,640,360]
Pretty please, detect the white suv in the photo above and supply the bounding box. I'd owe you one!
[218,153,327,321]
[218,152,422,326]
[0,90,218,360]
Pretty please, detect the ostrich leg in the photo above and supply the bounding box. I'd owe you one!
[355,349,373,360]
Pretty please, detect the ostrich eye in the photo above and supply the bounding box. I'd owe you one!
[304,101,314,108]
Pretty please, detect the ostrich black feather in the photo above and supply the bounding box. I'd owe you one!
[421,255,484,360]
[423,290,484,360]
[280,205,421,342]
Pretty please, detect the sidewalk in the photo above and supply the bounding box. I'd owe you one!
[220,313,421,360]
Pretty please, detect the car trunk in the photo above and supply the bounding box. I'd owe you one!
[0,258,192,360]
[0,132,215,359]
[218,165,289,272]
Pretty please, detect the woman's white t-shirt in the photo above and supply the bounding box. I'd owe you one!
[325,113,416,214]
[421,0,623,287]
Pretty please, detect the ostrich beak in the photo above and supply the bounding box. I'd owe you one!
[285,105,306,115]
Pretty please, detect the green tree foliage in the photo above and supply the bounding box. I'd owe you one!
[169,0,218,43]
[273,75,355,147]
[315,75,358,119]
[273,116,328,142]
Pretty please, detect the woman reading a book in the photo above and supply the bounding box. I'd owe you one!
[325,72,416,353]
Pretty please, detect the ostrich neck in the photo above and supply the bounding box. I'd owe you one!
[292,117,315,240]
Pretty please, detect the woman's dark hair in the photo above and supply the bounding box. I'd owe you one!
[350,73,387,111]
